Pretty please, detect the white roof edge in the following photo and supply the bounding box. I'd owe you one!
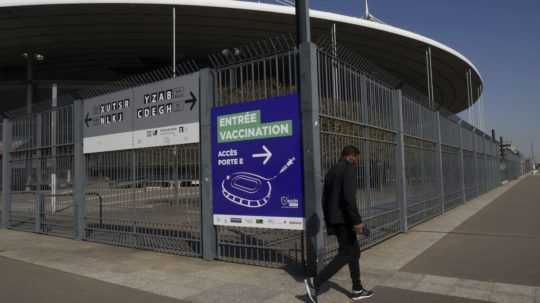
[0,0,483,83]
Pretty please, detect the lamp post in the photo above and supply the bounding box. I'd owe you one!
[21,52,45,114]
[21,52,44,191]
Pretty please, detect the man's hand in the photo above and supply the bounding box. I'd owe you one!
[353,223,365,235]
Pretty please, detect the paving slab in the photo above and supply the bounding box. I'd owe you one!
[0,256,186,303]
[367,286,491,303]
[402,176,540,287]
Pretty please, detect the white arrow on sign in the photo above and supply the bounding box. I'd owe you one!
[252,145,273,165]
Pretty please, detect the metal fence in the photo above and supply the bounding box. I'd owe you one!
[213,45,304,267]
[7,106,75,236]
[318,48,399,262]
[84,145,202,257]
[0,37,529,269]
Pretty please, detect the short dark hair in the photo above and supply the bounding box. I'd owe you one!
[341,145,360,158]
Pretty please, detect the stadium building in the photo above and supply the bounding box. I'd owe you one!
[0,0,528,267]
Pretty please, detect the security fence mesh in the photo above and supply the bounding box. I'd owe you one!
[213,47,304,267]
[318,48,399,263]
[402,95,440,227]
[0,36,529,270]
[8,105,75,236]
[84,145,202,257]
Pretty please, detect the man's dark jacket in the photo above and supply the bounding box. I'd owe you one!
[322,159,363,234]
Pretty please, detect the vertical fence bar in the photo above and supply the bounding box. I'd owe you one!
[35,113,42,192]
[393,89,408,232]
[435,112,445,213]
[299,42,323,276]
[458,121,466,203]
[472,129,478,198]
[51,84,58,214]
[482,136,491,192]
[200,68,216,260]
[35,192,44,233]
[2,119,12,228]
[360,76,371,205]
[35,114,43,231]
[73,100,85,240]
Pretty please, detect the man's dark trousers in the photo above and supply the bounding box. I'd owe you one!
[314,224,362,289]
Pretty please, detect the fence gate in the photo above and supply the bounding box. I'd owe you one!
[84,145,201,256]
[9,106,75,237]
[80,68,203,257]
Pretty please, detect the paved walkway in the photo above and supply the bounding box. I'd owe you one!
[0,175,538,303]
[0,256,186,303]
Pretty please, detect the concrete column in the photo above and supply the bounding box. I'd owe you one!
[199,68,217,260]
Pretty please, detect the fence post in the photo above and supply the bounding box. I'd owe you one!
[2,119,12,228]
[458,121,466,202]
[359,76,371,215]
[435,112,445,213]
[299,42,323,276]
[73,100,86,240]
[35,112,42,191]
[35,192,44,233]
[393,89,408,232]
[35,113,44,231]
[199,68,216,261]
[483,136,491,192]
[472,129,478,197]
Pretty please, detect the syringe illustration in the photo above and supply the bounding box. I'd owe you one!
[222,157,296,208]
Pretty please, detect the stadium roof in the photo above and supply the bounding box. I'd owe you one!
[0,0,483,113]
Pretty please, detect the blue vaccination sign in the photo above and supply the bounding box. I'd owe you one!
[211,94,304,230]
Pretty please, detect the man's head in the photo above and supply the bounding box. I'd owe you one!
[341,145,361,166]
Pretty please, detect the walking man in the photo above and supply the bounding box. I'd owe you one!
[304,145,374,302]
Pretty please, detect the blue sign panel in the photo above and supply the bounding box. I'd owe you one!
[211,94,304,230]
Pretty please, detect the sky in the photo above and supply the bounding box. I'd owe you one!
[246,0,540,159]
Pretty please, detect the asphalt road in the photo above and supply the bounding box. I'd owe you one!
[0,256,187,303]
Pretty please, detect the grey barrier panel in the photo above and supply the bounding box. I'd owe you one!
[2,119,12,228]
[299,42,323,275]
[73,100,85,240]
[199,68,216,260]
[394,89,408,232]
